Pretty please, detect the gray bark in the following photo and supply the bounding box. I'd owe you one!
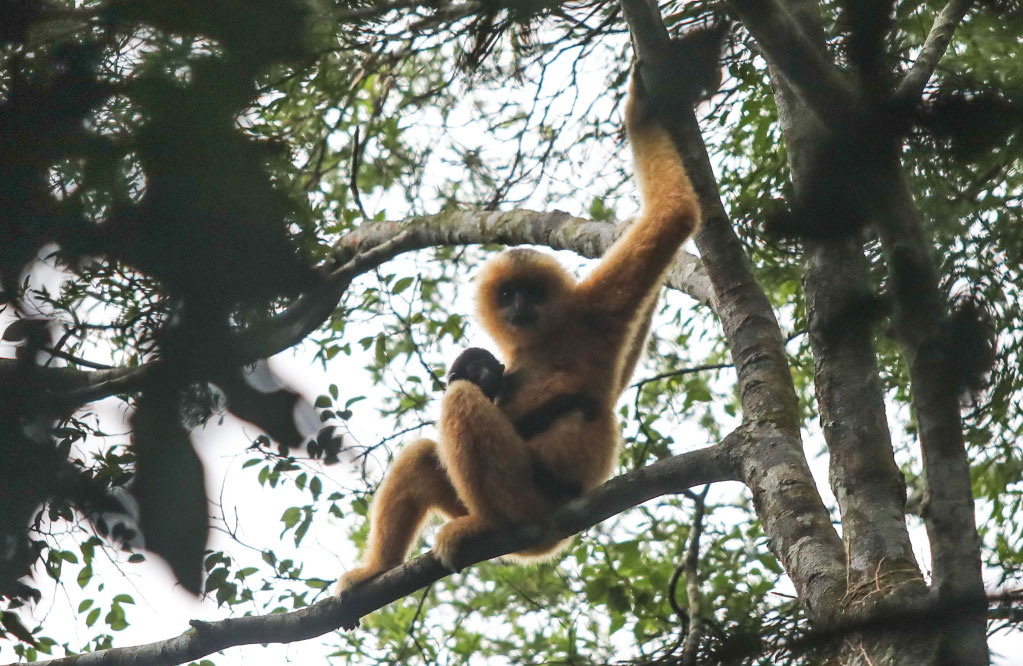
[772,0,923,603]
[740,0,987,662]
[621,0,848,625]
[10,441,737,666]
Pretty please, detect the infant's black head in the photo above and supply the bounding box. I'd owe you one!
[448,347,504,401]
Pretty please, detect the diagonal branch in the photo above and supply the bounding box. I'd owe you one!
[16,440,739,666]
[893,0,973,107]
[726,0,868,127]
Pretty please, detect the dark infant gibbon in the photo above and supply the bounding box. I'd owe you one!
[336,65,701,594]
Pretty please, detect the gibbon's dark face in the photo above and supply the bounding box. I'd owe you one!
[496,278,548,329]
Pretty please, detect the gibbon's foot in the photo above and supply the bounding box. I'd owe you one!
[433,516,491,573]
[335,568,381,631]
[335,565,384,596]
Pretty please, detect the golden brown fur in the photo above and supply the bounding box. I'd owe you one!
[337,72,700,592]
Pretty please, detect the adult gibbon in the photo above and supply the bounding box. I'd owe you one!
[337,64,701,592]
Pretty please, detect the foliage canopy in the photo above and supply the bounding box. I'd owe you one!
[1,0,1022,664]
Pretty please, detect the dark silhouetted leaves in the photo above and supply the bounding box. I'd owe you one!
[131,390,209,595]
[945,293,997,401]
[110,0,310,68]
[0,0,46,46]
[214,366,308,451]
[0,43,106,296]
[461,0,560,69]
[918,89,1023,162]
[106,60,316,306]
[1,610,37,646]
[1,318,50,344]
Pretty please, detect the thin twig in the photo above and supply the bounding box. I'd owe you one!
[631,362,732,391]
[681,485,710,666]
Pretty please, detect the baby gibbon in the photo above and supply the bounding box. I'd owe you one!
[337,65,701,592]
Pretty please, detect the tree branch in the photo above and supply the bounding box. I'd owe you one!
[331,210,715,307]
[620,0,847,623]
[893,0,973,107]
[873,166,989,665]
[4,209,714,407]
[726,0,868,128]
[15,440,738,666]
[767,0,923,603]
[680,486,709,666]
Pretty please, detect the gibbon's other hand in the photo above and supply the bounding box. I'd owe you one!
[447,347,504,401]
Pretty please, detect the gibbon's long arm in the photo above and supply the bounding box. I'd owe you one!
[576,76,700,326]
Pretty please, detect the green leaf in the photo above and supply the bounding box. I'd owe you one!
[392,277,414,294]
[77,565,93,588]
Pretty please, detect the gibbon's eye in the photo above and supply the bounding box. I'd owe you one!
[497,280,547,307]
[496,282,517,307]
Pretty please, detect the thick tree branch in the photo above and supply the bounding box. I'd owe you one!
[768,0,922,602]
[874,167,989,665]
[726,0,868,128]
[893,0,973,107]
[0,361,155,408]
[3,209,713,407]
[331,210,715,307]
[16,441,738,666]
[620,0,847,623]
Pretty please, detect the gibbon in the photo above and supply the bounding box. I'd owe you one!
[447,346,505,401]
[336,65,701,592]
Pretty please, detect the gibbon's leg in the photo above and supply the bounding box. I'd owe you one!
[434,382,551,570]
[336,438,465,593]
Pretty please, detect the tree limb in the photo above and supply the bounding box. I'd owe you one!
[2,209,713,407]
[768,0,923,603]
[15,440,738,666]
[893,0,973,107]
[620,0,847,623]
[726,0,868,128]
[331,210,715,307]
[873,166,989,665]
[680,486,709,666]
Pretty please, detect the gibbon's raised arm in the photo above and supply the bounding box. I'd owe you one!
[575,72,700,322]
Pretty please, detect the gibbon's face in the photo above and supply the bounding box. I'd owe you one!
[495,277,548,329]
[475,248,575,353]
